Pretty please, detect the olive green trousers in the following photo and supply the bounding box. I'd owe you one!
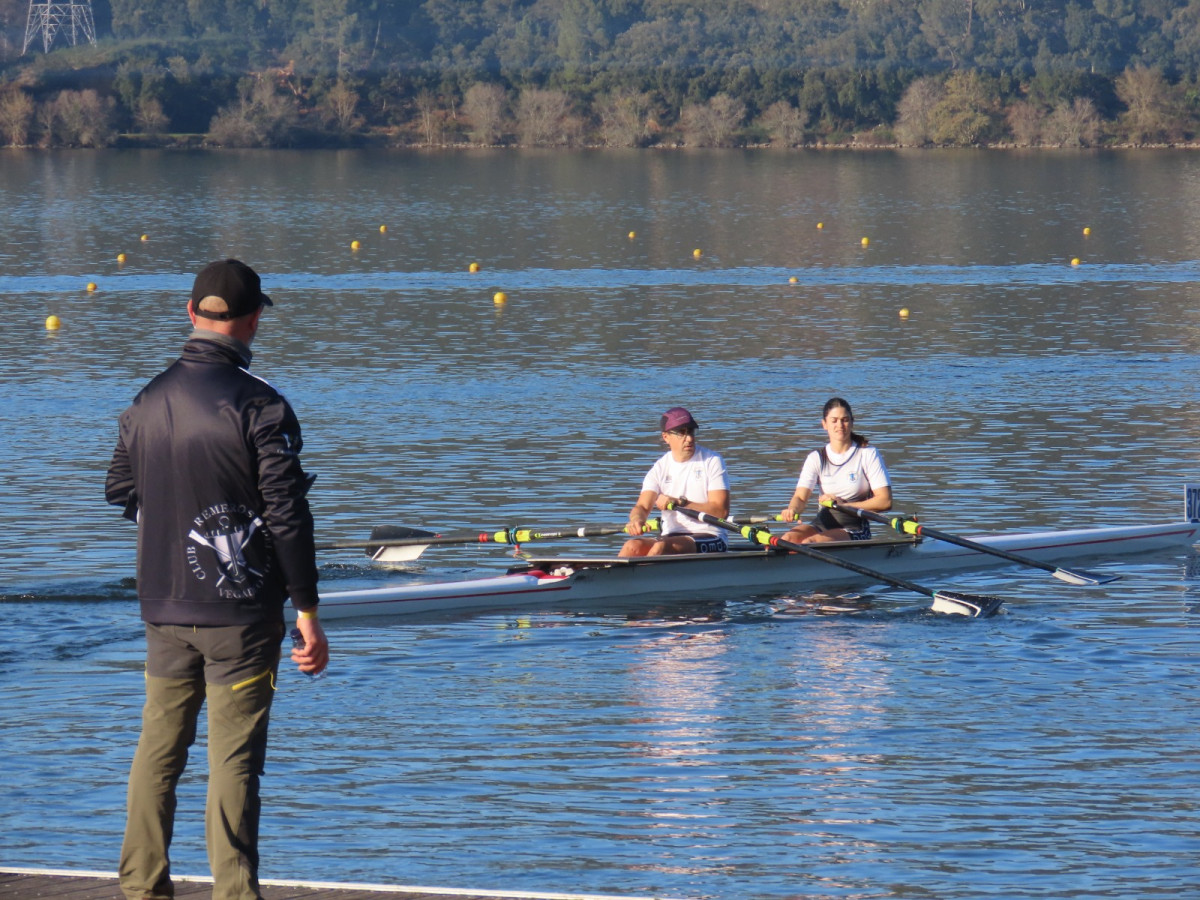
[119,624,280,900]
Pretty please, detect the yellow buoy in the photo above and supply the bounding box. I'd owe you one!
[469,262,481,273]
[45,314,61,331]
[117,253,126,263]
[1082,227,1091,236]
[1071,258,1081,267]
[628,231,636,239]
[693,248,702,259]
[861,237,869,248]
[86,282,97,292]
[351,240,361,250]
[816,222,824,230]
[789,276,799,284]
[899,308,911,318]
[140,234,148,242]
[493,291,507,305]
[379,225,387,233]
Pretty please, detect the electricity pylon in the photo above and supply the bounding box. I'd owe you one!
[22,0,97,54]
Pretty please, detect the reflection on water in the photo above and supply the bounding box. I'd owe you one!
[1,151,1199,899]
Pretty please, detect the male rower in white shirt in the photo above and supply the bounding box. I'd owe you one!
[620,406,731,557]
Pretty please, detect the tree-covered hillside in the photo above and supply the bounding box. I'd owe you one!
[2,0,1199,147]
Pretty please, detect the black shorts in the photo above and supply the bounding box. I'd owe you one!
[663,532,728,553]
[813,507,873,541]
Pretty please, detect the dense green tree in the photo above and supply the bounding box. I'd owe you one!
[918,0,975,68]
[929,69,1002,143]
[556,0,609,69]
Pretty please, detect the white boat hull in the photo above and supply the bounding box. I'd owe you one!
[301,521,1200,620]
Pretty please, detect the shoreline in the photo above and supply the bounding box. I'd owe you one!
[5,135,1200,151]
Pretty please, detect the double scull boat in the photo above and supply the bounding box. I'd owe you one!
[305,492,1200,620]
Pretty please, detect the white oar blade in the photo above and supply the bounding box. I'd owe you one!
[1052,567,1119,586]
[371,544,429,562]
[931,591,1005,618]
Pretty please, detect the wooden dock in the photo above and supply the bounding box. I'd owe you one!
[0,868,684,900]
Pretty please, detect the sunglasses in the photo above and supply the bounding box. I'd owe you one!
[665,426,696,437]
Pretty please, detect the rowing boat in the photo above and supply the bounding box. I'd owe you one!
[304,518,1200,620]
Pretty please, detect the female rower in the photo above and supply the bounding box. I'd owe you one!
[619,406,731,557]
[779,397,892,543]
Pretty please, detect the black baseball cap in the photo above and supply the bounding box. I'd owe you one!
[190,259,272,320]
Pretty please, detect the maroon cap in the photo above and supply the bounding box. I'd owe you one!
[190,259,272,321]
[660,407,698,431]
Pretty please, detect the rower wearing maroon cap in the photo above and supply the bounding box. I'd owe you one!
[619,406,732,557]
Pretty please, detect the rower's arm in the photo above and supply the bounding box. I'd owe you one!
[627,489,657,536]
[678,489,729,519]
[782,487,813,522]
[851,485,893,513]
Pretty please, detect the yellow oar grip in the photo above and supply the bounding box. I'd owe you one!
[746,526,772,546]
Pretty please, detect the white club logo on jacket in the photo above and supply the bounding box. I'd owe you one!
[186,503,268,599]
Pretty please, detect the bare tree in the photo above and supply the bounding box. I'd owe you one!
[597,89,652,147]
[0,87,34,146]
[135,96,169,134]
[323,80,363,133]
[680,93,745,147]
[1043,97,1101,147]
[895,77,945,145]
[414,89,445,146]
[1115,65,1175,143]
[54,90,117,147]
[208,77,300,147]
[759,100,807,147]
[35,100,56,148]
[516,88,570,146]
[1006,100,1043,147]
[462,82,507,144]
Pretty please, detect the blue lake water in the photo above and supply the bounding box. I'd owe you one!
[1,148,1199,899]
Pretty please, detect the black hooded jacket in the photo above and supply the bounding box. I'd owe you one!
[106,333,319,625]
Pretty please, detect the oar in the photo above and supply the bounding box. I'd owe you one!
[669,503,1004,617]
[316,520,668,559]
[319,513,775,560]
[824,500,1119,586]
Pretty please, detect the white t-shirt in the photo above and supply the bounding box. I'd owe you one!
[795,443,889,502]
[642,445,729,536]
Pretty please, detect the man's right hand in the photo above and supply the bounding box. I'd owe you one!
[291,614,329,676]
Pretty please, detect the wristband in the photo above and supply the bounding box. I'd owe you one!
[296,608,318,621]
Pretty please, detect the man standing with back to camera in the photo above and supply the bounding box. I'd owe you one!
[106,258,329,900]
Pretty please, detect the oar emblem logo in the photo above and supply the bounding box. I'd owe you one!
[187,511,266,593]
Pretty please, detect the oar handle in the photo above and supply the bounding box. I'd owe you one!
[822,499,922,534]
